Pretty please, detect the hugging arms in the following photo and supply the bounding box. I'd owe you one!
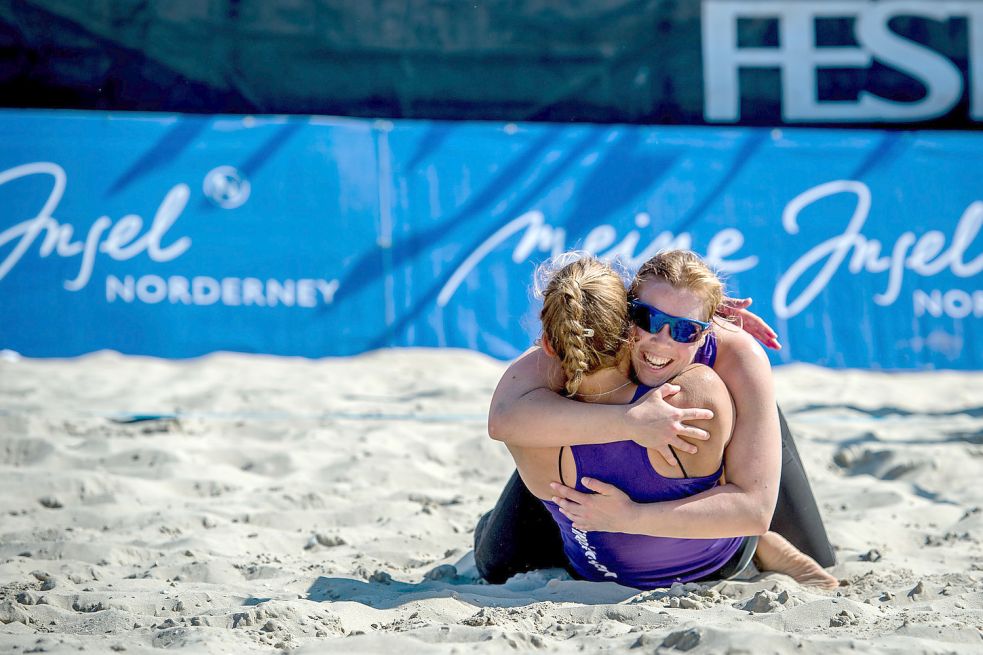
[476,279,834,583]
[489,322,781,538]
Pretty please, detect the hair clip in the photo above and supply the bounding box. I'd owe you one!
[582,328,594,337]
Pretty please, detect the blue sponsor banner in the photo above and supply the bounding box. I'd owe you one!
[1,110,980,368]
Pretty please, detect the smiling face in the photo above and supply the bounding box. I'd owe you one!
[629,279,710,388]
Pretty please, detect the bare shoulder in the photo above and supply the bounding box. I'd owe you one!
[499,346,566,394]
[660,363,735,476]
[713,323,772,386]
[670,363,729,402]
[665,364,734,434]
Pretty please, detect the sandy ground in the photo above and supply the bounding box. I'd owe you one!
[0,349,981,654]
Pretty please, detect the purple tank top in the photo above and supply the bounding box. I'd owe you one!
[694,330,717,367]
[542,364,742,590]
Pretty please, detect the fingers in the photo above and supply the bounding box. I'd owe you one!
[751,327,781,351]
[580,477,616,495]
[677,407,713,422]
[555,505,590,531]
[748,321,780,350]
[670,436,699,455]
[732,303,782,350]
[675,423,711,441]
[553,498,590,531]
[549,482,590,505]
[552,497,578,513]
[660,437,700,462]
[719,297,751,313]
[756,324,779,342]
[555,503,580,517]
[656,383,681,399]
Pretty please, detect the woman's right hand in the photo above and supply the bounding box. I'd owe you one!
[718,297,782,350]
[625,384,713,466]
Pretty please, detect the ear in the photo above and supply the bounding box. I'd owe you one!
[541,334,557,357]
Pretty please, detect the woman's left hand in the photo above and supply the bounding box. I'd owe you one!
[550,478,640,533]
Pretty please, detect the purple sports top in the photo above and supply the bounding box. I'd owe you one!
[693,329,717,367]
[542,332,743,589]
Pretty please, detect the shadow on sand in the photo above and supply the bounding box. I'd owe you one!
[304,554,640,609]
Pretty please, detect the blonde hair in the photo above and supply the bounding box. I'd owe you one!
[629,250,724,321]
[539,255,631,397]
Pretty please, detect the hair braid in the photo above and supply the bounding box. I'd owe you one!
[538,255,630,397]
[557,276,591,396]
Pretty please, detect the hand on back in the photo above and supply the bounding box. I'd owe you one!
[625,383,714,467]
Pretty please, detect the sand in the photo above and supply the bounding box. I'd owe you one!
[1,349,981,654]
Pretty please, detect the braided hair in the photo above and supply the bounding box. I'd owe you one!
[539,256,632,396]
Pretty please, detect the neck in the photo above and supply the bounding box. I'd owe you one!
[573,364,634,404]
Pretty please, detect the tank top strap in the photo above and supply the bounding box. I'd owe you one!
[630,384,651,402]
[694,330,718,368]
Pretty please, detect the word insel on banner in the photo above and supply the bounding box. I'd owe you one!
[0,162,340,310]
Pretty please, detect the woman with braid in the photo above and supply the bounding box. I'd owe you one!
[498,252,837,589]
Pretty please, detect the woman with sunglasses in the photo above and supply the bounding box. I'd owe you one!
[476,250,837,588]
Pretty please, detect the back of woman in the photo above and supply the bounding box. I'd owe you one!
[508,253,748,589]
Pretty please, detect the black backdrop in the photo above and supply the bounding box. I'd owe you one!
[1,0,979,127]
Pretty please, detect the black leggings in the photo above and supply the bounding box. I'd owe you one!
[473,406,835,584]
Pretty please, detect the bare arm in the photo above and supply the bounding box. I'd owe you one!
[488,347,714,463]
[551,327,782,538]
